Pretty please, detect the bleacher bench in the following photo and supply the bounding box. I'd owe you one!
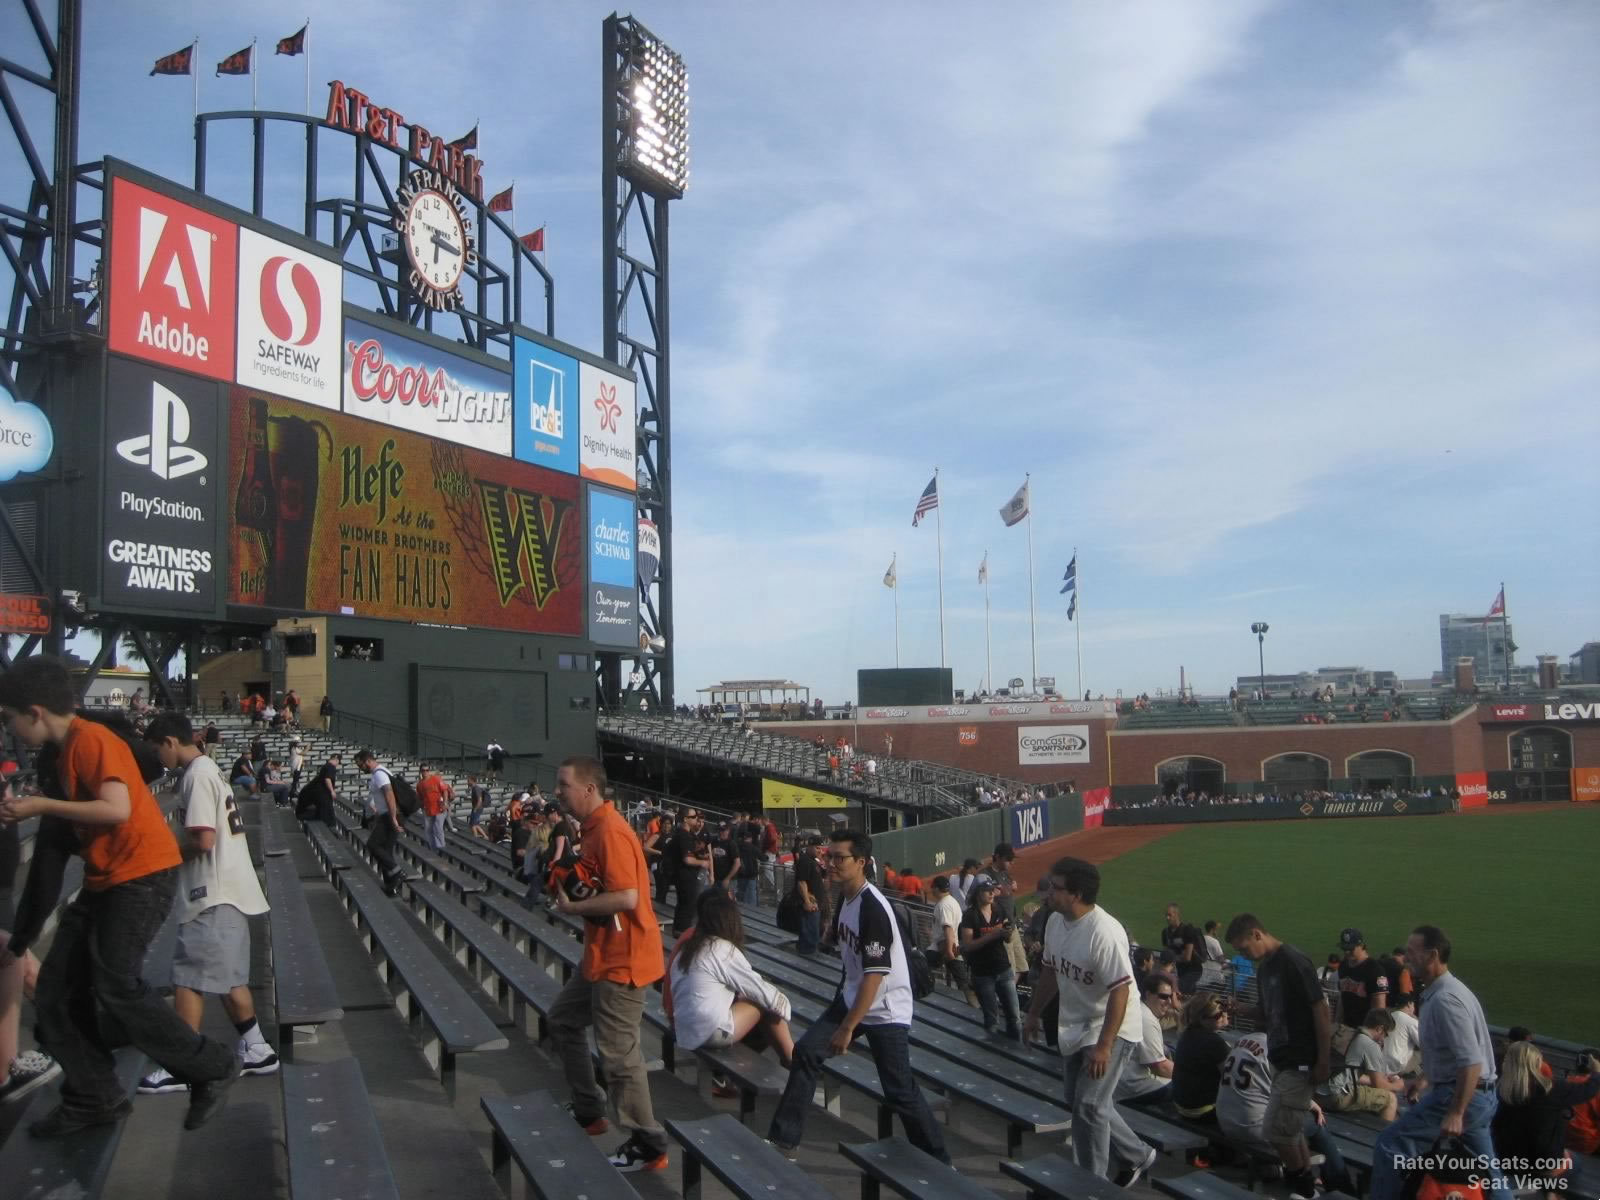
[304,818,356,872]
[481,1088,640,1200]
[839,1135,1002,1200]
[0,1049,147,1200]
[332,865,508,1090]
[262,853,345,1059]
[1000,1151,1128,1200]
[666,1113,834,1200]
[282,1057,398,1200]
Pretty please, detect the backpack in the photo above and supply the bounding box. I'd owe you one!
[389,772,421,818]
[890,900,935,1000]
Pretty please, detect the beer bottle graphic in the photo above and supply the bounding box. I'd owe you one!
[265,412,331,609]
[233,397,275,606]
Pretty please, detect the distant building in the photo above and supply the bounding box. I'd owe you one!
[1233,666,1397,695]
[1440,613,1515,681]
[1572,642,1600,685]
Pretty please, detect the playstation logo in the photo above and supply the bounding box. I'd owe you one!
[116,381,207,480]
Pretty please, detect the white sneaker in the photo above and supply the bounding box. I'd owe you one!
[137,1067,188,1095]
[237,1040,281,1076]
[1123,1146,1158,1189]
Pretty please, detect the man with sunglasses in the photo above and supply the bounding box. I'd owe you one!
[767,829,947,1163]
[1116,974,1177,1108]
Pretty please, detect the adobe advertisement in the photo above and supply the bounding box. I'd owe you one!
[225,388,581,636]
[106,176,237,382]
[512,336,580,475]
[1017,724,1091,766]
[586,486,638,647]
[578,360,636,491]
[235,228,343,409]
[342,315,513,457]
[101,358,224,615]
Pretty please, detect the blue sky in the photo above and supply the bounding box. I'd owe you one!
[10,1,1598,702]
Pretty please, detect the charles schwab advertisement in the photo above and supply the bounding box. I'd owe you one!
[226,388,581,636]
[586,485,638,647]
[101,358,225,616]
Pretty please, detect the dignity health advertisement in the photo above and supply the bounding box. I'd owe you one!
[226,388,581,636]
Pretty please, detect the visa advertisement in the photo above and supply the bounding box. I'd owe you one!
[587,486,638,647]
[342,315,513,457]
[225,388,581,636]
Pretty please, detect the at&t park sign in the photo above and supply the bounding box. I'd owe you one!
[324,81,486,202]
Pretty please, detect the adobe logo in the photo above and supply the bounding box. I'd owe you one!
[107,178,236,381]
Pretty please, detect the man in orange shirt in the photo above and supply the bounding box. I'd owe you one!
[896,866,926,903]
[549,755,669,1174]
[416,763,451,851]
[0,657,239,1137]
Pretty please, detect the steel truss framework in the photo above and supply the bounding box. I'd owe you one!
[600,12,679,711]
[193,110,555,351]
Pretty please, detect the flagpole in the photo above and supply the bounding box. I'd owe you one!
[192,38,199,121]
[934,467,946,669]
[252,38,258,112]
[1025,473,1037,690]
[893,552,901,668]
[982,552,991,696]
[1501,581,1509,688]
[1074,547,1083,700]
[304,21,311,116]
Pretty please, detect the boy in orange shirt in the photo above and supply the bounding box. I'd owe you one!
[0,657,239,1137]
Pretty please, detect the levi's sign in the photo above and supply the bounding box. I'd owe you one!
[1541,702,1600,723]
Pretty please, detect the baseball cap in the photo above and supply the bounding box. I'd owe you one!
[1338,928,1364,950]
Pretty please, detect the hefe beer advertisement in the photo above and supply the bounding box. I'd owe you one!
[102,359,224,615]
[226,389,581,635]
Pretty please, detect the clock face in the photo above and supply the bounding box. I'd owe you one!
[402,188,467,294]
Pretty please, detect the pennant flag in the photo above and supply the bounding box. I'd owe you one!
[519,227,545,253]
[911,475,939,527]
[1483,586,1505,624]
[151,44,193,76]
[882,559,897,589]
[1067,594,1077,622]
[488,185,514,213]
[216,45,252,76]
[1059,554,1077,595]
[448,123,479,151]
[977,554,988,585]
[998,480,1029,527]
[276,24,307,55]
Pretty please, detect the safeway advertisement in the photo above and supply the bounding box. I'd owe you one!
[235,228,343,408]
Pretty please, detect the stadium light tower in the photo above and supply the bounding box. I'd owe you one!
[1251,622,1269,701]
[600,13,689,711]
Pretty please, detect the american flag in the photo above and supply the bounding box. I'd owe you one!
[911,475,938,527]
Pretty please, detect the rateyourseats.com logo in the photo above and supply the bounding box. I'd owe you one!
[116,381,207,480]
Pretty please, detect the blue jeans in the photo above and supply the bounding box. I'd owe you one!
[425,813,447,850]
[973,967,1022,1038]
[1371,1086,1506,1200]
[735,877,759,907]
[1062,1038,1149,1179]
[1306,1114,1355,1193]
[36,869,234,1111]
[767,995,947,1161]
[797,908,821,955]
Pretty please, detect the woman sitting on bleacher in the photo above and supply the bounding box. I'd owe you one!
[1493,1043,1600,1177]
[665,888,794,1071]
[1172,992,1231,1121]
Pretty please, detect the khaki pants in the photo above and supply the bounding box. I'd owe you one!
[548,973,667,1154]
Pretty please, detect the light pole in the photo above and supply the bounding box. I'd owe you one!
[1251,622,1269,701]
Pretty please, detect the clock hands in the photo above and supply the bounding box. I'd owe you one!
[430,228,461,264]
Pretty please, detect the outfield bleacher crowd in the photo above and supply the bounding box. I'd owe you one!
[1,656,1596,1200]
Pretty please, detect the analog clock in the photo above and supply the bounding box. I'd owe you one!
[393,170,476,311]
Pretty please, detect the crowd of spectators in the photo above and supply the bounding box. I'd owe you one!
[1114,784,1459,811]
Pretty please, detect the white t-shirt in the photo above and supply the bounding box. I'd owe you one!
[1203,933,1226,963]
[1385,1008,1421,1073]
[668,936,791,1051]
[1115,1000,1173,1099]
[1040,905,1141,1053]
[177,753,269,924]
[833,883,914,1026]
[931,894,963,953]
[366,766,392,816]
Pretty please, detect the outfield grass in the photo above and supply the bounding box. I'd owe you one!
[1088,806,1600,1044]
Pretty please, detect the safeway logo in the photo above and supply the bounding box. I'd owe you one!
[236,229,341,409]
[115,382,208,480]
[107,178,236,381]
